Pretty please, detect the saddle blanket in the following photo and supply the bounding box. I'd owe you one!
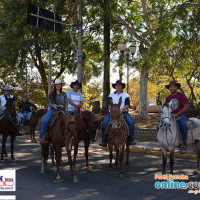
[17,112,32,121]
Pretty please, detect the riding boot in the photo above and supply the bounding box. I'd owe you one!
[99,133,107,147]
[40,134,48,145]
[129,136,136,145]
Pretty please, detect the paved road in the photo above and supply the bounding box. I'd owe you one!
[0,137,200,200]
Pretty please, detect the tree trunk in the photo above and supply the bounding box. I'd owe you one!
[139,66,148,119]
[102,16,110,115]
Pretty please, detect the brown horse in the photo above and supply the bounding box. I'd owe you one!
[72,107,101,172]
[22,109,48,142]
[107,97,130,176]
[41,111,78,183]
[0,97,18,160]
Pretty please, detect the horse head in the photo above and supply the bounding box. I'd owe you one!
[160,101,172,128]
[110,97,122,131]
[4,96,16,119]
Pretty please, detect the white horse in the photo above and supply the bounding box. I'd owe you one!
[157,101,200,175]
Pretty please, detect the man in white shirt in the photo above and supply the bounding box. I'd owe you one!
[99,80,136,147]
[67,80,84,115]
[0,85,14,115]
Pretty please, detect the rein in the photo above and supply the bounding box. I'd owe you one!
[74,105,87,129]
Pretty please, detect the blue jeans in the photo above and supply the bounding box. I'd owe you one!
[102,111,135,144]
[39,107,56,140]
[0,109,4,116]
[22,111,28,125]
[177,114,188,148]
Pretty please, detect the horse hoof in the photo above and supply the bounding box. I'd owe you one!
[11,157,15,161]
[162,172,166,175]
[87,166,93,172]
[73,176,79,183]
[41,168,45,174]
[55,178,63,183]
[34,140,37,143]
[120,174,124,178]
[193,170,199,175]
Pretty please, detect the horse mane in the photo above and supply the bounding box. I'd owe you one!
[162,103,169,108]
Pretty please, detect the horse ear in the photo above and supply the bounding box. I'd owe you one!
[118,97,122,106]
[110,98,113,105]
[168,100,173,108]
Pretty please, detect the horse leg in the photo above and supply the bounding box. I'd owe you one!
[41,145,46,173]
[108,142,113,171]
[169,151,174,174]
[29,126,33,142]
[10,135,15,160]
[50,144,55,168]
[84,140,92,171]
[66,148,78,183]
[119,146,125,177]
[192,140,200,175]
[55,145,63,183]
[126,142,130,168]
[73,143,79,172]
[115,145,119,166]
[161,148,167,175]
[1,134,7,160]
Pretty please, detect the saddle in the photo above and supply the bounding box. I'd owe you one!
[40,110,64,145]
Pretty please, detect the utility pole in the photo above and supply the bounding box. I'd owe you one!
[77,0,83,89]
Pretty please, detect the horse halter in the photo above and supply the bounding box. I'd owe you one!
[161,104,172,128]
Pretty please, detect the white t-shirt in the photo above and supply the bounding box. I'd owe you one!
[108,92,130,109]
[0,95,14,109]
[67,90,84,112]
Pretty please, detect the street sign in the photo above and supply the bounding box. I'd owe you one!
[27,4,62,34]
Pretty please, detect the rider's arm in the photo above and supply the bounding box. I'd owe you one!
[30,102,37,110]
[120,96,130,113]
[48,92,57,109]
[172,104,189,118]
[67,98,77,107]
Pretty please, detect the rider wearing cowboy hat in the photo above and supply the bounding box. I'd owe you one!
[99,80,136,147]
[39,79,68,143]
[0,85,14,116]
[165,80,189,154]
[67,80,84,115]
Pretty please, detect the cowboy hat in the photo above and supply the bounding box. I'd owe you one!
[1,85,13,91]
[165,81,181,89]
[70,80,82,89]
[112,80,125,89]
[53,79,63,85]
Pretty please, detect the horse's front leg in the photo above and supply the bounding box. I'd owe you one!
[41,145,46,173]
[115,145,119,166]
[192,140,200,175]
[84,140,92,171]
[119,146,125,177]
[108,142,113,171]
[161,148,167,175]
[169,151,174,174]
[55,145,63,183]
[1,134,7,160]
[66,145,79,183]
[10,135,15,160]
[73,143,79,172]
[50,144,55,168]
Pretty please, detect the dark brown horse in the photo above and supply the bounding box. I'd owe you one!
[41,111,78,183]
[72,107,101,172]
[0,97,18,160]
[22,109,48,142]
[107,97,130,176]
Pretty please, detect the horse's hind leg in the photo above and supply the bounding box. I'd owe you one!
[84,140,92,171]
[50,144,55,168]
[192,140,200,175]
[161,148,167,175]
[108,143,113,171]
[126,142,130,168]
[169,151,174,174]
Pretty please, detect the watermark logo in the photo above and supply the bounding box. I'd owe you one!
[154,174,200,195]
[0,170,16,192]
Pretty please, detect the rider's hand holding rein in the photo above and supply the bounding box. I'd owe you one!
[53,104,58,109]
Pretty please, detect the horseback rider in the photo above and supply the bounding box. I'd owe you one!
[99,80,136,147]
[18,97,37,130]
[165,80,189,154]
[67,80,84,115]
[0,85,14,116]
[39,79,68,143]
